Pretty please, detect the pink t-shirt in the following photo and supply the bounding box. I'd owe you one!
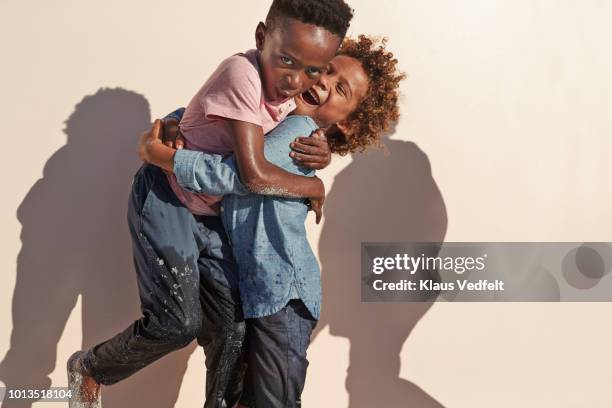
[168,49,296,215]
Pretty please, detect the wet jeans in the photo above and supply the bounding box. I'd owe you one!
[82,164,245,408]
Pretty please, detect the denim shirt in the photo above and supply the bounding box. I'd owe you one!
[171,113,321,320]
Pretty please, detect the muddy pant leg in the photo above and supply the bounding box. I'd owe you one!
[82,165,206,385]
[241,300,317,408]
[195,216,246,408]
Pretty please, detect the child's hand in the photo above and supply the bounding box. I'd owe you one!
[161,118,185,149]
[289,129,331,170]
[138,120,176,173]
[138,120,163,162]
[306,176,325,224]
[308,195,325,224]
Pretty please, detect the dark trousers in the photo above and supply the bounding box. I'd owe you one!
[241,300,317,408]
[82,164,245,408]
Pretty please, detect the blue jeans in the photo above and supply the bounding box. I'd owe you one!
[83,164,245,408]
[240,300,317,408]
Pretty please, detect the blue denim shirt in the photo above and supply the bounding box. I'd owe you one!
[171,113,321,320]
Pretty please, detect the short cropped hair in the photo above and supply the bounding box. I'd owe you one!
[265,0,354,39]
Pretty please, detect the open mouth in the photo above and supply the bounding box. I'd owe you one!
[300,88,321,106]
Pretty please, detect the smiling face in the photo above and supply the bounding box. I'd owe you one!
[256,17,342,102]
[294,55,370,133]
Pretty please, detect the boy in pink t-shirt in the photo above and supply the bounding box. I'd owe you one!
[166,48,299,215]
[68,1,354,407]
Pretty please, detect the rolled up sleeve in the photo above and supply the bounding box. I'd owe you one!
[173,149,249,196]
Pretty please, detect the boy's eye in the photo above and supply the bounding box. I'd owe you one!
[336,84,346,97]
[281,56,293,65]
[305,67,322,77]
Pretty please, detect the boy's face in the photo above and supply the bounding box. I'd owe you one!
[256,17,342,102]
[294,55,369,131]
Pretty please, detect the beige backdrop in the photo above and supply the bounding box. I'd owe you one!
[1,1,611,407]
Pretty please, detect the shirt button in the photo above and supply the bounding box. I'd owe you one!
[220,205,224,212]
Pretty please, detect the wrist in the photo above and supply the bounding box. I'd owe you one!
[311,176,325,200]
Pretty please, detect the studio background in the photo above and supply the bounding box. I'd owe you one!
[1,1,611,407]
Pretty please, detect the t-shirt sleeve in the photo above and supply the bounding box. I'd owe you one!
[200,56,263,126]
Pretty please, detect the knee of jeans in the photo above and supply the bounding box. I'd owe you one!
[168,317,202,346]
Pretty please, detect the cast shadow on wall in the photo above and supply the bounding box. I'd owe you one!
[314,136,448,407]
[0,88,196,408]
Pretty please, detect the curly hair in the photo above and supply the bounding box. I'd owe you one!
[266,0,354,38]
[327,35,406,155]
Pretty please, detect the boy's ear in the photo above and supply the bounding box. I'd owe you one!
[255,22,267,51]
[325,121,351,144]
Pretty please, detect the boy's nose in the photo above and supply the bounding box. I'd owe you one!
[316,75,329,91]
[285,72,303,92]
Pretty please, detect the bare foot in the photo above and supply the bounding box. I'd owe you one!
[67,351,101,408]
